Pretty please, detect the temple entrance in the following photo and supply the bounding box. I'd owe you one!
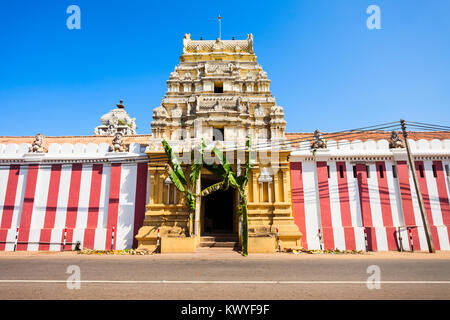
[201,175,236,235]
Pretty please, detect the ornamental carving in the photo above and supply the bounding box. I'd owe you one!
[29,133,47,153]
[110,132,128,152]
[94,100,137,136]
[311,129,327,149]
[389,130,405,149]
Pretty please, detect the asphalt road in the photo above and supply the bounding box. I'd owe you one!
[1,252,450,300]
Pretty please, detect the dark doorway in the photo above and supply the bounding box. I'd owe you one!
[202,176,235,234]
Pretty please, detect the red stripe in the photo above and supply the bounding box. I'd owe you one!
[396,161,417,227]
[61,163,82,251]
[414,161,440,250]
[376,162,394,226]
[355,164,377,251]
[105,163,122,250]
[343,227,356,251]
[0,165,20,250]
[396,161,422,250]
[385,226,400,251]
[336,162,356,250]
[375,161,397,250]
[290,162,307,249]
[39,164,62,251]
[83,164,103,249]
[16,165,39,251]
[364,227,377,251]
[432,161,450,226]
[133,163,148,249]
[410,227,421,251]
[316,161,334,249]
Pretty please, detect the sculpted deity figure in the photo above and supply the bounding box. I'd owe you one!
[111,132,128,152]
[29,133,47,153]
[311,129,327,149]
[389,130,405,149]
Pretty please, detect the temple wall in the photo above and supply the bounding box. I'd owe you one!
[1,138,449,252]
[0,142,149,251]
[290,138,450,251]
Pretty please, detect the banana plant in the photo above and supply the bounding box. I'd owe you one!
[162,139,206,236]
[203,136,255,256]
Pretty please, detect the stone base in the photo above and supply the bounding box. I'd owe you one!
[248,236,276,253]
[161,236,196,253]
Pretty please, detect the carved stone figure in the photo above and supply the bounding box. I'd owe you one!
[311,129,327,149]
[29,133,47,153]
[111,132,128,152]
[254,104,264,117]
[389,130,405,149]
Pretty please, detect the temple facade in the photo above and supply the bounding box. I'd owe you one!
[0,34,449,252]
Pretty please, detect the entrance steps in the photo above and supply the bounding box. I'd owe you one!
[198,234,240,251]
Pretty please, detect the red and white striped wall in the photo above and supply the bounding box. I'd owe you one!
[0,162,149,251]
[290,158,450,251]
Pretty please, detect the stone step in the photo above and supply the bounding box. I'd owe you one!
[200,234,238,243]
[200,237,238,243]
[195,246,241,253]
[199,241,240,248]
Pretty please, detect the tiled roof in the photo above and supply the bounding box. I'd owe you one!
[0,135,152,145]
[285,131,450,144]
[0,131,448,147]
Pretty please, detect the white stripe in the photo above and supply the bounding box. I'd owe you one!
[49,228,63,251]
[367,164,384,227]
[409,174,428,250]
[75,165,93,230]
[0,166,10,220]
[93,164,110,250]
[116,164,137,250]
[72,229,85,248]
[385,162,403,227]
[98,164,111,230]
[302,162,320,249]
[12,166,28,231]
[4,166,28,251]
[424,161,444,226]
[53,165,72,229]
[93,228,107,250]
[354,227,366,251]
[437,226,450,250]
[328,163,345,249]
[374,227,388,251]
[28,166,51,251]
[350,165,364,227]
[345,163,359,228]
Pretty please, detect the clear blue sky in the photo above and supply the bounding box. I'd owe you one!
[1,0,449,136]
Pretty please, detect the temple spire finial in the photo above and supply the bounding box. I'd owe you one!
[218,14,222,40]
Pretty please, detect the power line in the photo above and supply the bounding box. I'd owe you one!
[143,120,449,163]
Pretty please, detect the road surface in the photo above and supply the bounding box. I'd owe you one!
[0,251,449,300]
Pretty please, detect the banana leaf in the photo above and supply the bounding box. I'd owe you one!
[162,140,187,186]
[167,167,186,193]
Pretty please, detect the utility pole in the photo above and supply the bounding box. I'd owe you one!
[400,119,435,253]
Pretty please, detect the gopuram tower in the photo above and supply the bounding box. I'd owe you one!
[136,34,302,253]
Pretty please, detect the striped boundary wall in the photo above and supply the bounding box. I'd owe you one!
[290,159,450,251]
[0,162,149,251]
